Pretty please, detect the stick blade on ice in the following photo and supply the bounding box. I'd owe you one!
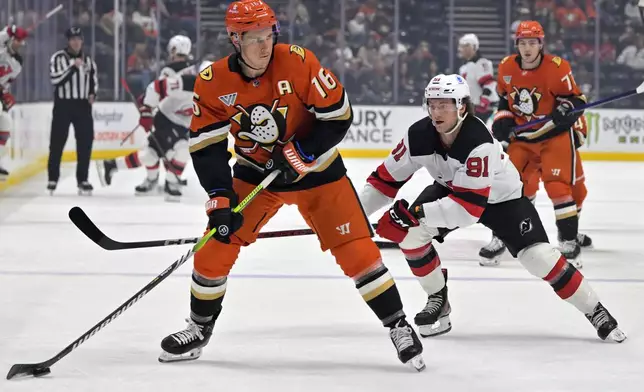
[6,363,51,380]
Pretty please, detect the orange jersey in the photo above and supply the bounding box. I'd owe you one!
[496,54,586,142]
[189,43,352,192]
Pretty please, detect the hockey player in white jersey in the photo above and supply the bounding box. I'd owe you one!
[97,36,201,201]
[359,74,626,343]
[0,25,27,181]
[97,71,199,201]
[458,34,498,124]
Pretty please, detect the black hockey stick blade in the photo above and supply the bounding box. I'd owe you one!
[6,362,51,380]
[69,207,198,250]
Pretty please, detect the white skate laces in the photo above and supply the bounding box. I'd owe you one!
[171,318,204,345]
[390,321,414,351]
[483,236,505,251]
[422,294,443,314]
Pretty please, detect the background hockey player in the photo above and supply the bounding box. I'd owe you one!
[491,21,589,267]
[457,33,498,124]
[98,35,199,201]
[359,73,625,343]
[0,25,27,181]
[159,0,425,371]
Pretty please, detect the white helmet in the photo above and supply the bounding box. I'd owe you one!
[458,33,479,51]
[167,35,192,57]
[424,74,471,133]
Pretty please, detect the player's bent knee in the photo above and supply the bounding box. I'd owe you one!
[517,242,561,279]
[543,181,573,201]
[399,225,436,251]
[572,181,587,208]
[331,237,382,278]
[139,146,160,167]
[172,139,190,162]
[193,237,242,278]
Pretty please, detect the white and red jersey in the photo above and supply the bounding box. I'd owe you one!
[458,55,498,108]
[0,27,23,93]
[143,74,196,128]
[360,115,523,229]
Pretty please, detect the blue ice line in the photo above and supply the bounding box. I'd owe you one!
[0,270,642,283]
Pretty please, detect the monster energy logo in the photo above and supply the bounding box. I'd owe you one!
[585,110,644,146]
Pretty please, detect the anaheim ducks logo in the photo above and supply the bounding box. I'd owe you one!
[231,99,289,153]
[509,86,546,122]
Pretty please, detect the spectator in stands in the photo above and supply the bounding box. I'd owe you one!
[356,35,380,70]
[618,24,637,50]
[131,0,159,38]
[599,32,617,63]
[379,34,406,68]
[358,0,378,23]
[348,12,368,47]
[617,34,644,70]
[555,0,587,30]
[624,0,644,26]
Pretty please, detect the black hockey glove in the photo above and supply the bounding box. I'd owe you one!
[491,110,516,145]
[551,97,583,129]
[267,141,316,185]
[205,190,244,244]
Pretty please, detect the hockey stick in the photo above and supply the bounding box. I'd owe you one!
[119,123,140,147]
[514,81,644,132]
[68,206,399,250]
[5,171,279,380]
[24,4,64,33]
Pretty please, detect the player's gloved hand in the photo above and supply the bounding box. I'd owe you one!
[205,190,244,244]
[6,25,28,40]
[1,91,15,111]
[267,141,315,185]
[491,110,516,144]
[138,105,154,133]
[551,97,581,128]
[376,200,420,243]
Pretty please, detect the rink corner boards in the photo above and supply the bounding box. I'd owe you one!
[2,149,644,193]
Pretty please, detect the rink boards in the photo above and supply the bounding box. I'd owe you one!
[2,103,644,191]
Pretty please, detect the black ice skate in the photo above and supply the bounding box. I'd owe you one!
[0,165,9,181]
[559,231,593,249]
[159,318,216,363]
[560,239,582,269]
[96,159,117,186]
[414,269,452,337]
[479,235,506,266]
[164,180,182,202]
[585,303,626,343]
[134,176,159,196]
[77,181,93,196]
[46,181,57,195]
[389,318,425,372]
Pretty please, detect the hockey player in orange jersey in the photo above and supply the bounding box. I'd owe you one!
[485,20,588,268]
[157,0,425,371]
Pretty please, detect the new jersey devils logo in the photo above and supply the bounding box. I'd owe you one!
[231,99,289,152]
[509,87,545,122]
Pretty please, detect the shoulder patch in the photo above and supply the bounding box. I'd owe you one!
[500,56,510,64]
[199,65,213,81]
[552,56,562,67]
[289,45,306,62]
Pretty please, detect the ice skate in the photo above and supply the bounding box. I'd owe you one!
[479,235,506,266]
[77,181,93,196]
[159,318,216,363]
[135,176,159,196]
[46,181,57,195]
[164,180,182,202]
[560,239,582,269]
[389,318,425,372]
[585,303,626,343]
[559,231,593,249]
[96,159,117,186]
[0,165,9,181]
[414,269,451,337]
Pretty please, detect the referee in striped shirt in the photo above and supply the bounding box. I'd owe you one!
[47,26,98,195]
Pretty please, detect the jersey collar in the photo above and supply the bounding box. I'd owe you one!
[227,52,275,83]
[515,53,544,70]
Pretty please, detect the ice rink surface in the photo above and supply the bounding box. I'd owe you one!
[1,158,643,392]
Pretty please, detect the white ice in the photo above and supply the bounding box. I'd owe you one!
[1,159,643,392]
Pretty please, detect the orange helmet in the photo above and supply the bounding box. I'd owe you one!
[225,0,279,38]
[515,20,545,42]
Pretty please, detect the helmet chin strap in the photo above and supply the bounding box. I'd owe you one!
[443,111,467,135]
